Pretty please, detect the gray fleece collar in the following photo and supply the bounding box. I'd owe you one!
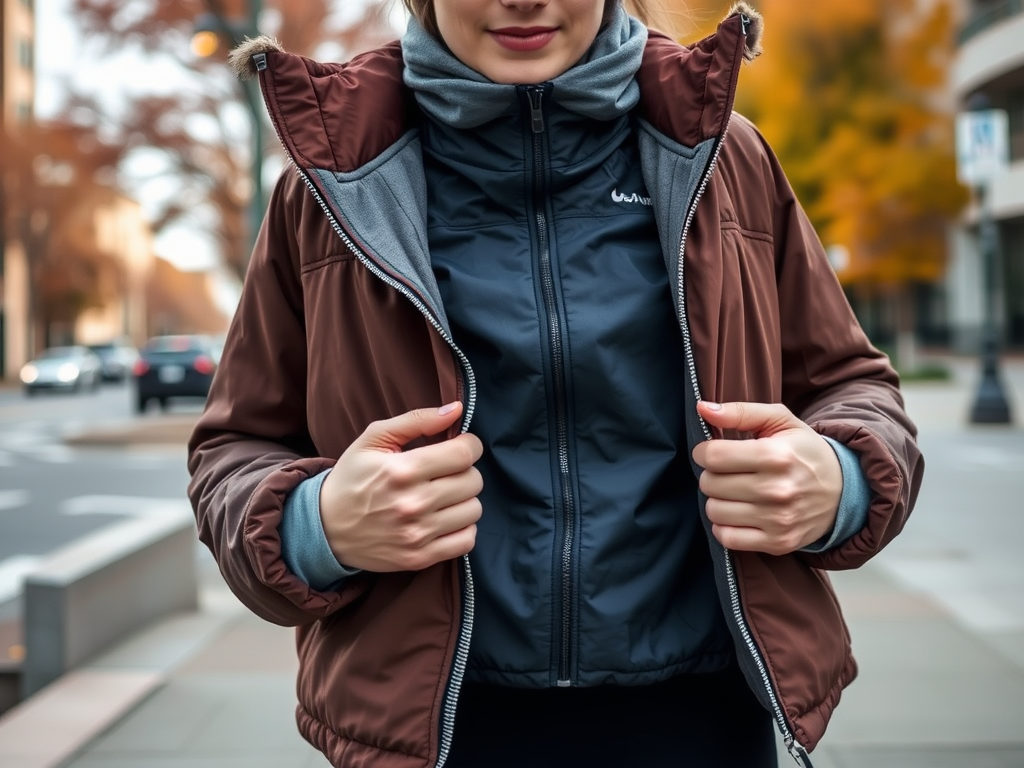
[401,6,647,129]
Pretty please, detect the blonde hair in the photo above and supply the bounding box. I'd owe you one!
[401,0,682,41]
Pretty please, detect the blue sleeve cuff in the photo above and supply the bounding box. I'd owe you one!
[279,469,362,590]
[801,436,872,554]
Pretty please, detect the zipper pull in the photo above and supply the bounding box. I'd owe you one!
[740,13,751,36]
[528,87,545,134]
[787,740,814,767]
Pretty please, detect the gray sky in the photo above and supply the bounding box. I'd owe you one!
[33,0,407,278]
[36,0,224,272]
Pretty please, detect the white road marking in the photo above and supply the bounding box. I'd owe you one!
[60,495,192,518]
[16,444,76,464]
[0,424,48,449]
[121,450,185,469]
[0,555,43,604]
[0,423,77,463]
[0,490,30,511]
[61,419,87,435]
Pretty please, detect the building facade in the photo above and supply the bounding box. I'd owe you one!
[0,0,36,378]
[70,191,156,349]
[949,0,1024,351]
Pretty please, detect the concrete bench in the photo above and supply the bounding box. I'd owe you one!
[21,509,198,697]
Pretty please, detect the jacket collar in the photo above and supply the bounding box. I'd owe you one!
[239,6,759,176]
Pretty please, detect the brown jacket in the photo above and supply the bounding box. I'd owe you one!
[188,7,922,767]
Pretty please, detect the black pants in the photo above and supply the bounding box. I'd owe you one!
[444,664,778,768]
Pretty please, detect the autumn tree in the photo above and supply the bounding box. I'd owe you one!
[734,0,967,370]
[0,122,124,351]
[147,256,230,337]
[65,0,398,280]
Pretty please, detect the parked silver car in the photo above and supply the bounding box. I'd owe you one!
[20,346,103,395]
[87,339,140,382]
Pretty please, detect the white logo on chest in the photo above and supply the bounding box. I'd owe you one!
[611,188,652,206]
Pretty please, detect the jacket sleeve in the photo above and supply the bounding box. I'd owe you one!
[187,169,370,626]
[752,120,925,570]
[800,437,871,553]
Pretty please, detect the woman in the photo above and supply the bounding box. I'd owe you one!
[188,1,923,766]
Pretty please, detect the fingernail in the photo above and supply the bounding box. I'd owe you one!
[438,402,460,416]
[703,401,723,411]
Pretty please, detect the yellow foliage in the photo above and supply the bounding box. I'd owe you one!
[727,0,968,286]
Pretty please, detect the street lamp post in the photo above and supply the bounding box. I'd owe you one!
[969,186,1012,424]
[192,0,265,263]
[956,93,1013,425]
[241,70,265,261]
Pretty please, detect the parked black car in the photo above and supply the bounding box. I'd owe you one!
[133,335,218,412]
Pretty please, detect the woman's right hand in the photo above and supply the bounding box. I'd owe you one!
[318,401,484,573]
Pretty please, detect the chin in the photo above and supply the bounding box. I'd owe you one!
[485,63,569,85]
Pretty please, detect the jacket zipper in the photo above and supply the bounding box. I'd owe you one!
[524,85,577,687]
[672,56,812,768]
[276,158,477,768]
[256,50,476,767]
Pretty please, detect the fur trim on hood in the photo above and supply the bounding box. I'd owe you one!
[229,35,284,80]
[728,2,764,62]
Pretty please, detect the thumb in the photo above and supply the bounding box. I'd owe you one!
[696,400,803,438]
[358,401,464,452]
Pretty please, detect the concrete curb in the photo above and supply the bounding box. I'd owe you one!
[0,598,242,768]
[0,669,163,768]
[22,511,199,697]
[62,416,198,447]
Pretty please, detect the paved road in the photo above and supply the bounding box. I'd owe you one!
[0,383,197,608]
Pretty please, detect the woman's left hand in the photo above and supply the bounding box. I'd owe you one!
[692,401,843,556]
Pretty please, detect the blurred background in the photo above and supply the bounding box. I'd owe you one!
[0,1,1022,767]
[2,0,1022,383]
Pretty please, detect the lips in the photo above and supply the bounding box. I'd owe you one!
[489,26,559,53]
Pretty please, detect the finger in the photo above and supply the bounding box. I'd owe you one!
[358,402,464,453]
[403,433,483,482]
[692,438,768,473]
[704,496,762,528]
[429,496,484,538]
[711,524,797,557]
[414,522,479,568]
[712,528,782,557]
[697,400,802,438]
[700,468,786,505]
[423,467,484,512]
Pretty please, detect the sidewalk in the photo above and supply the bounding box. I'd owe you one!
[1,355,1022,768]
